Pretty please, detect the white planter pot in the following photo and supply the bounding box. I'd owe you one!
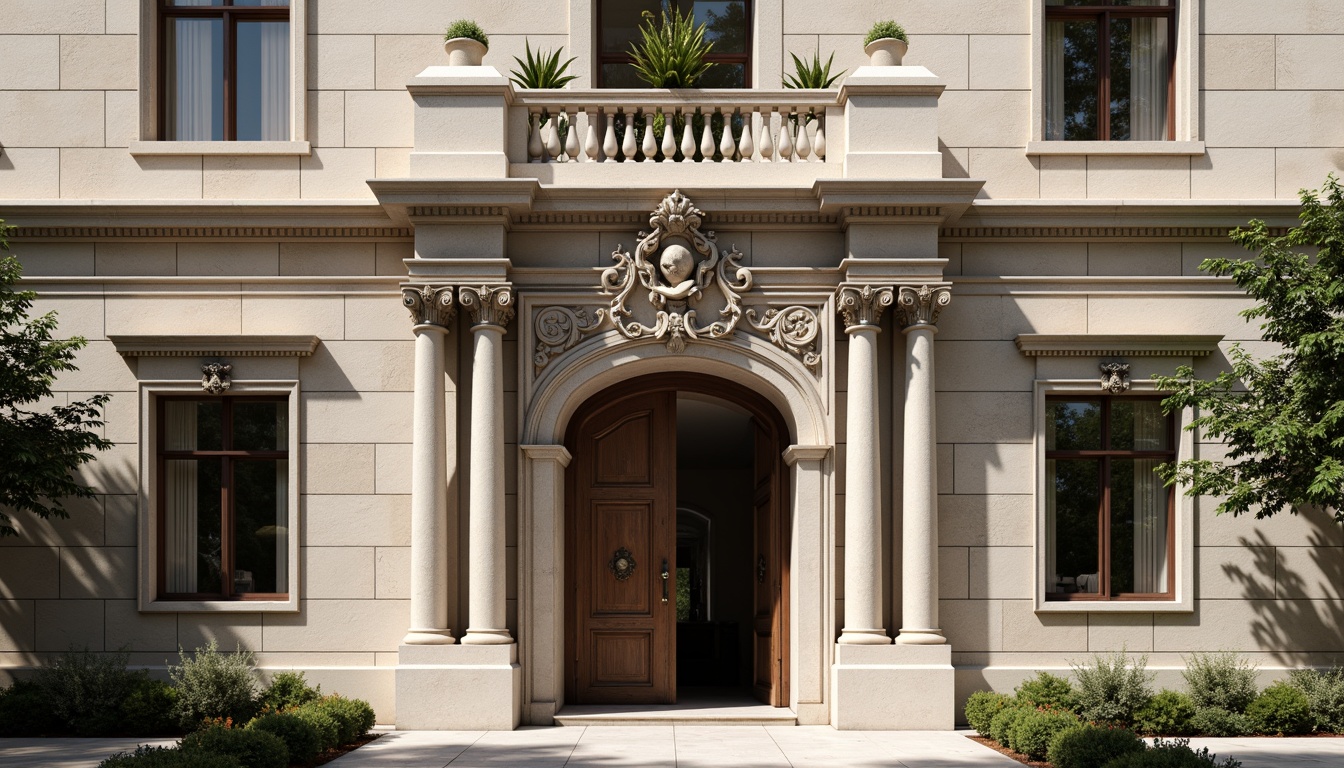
[444,37,488,66]
[863,38,908,67]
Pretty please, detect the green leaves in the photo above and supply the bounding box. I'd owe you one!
[443,19,488,47]
[509,41,578,89]
[864,20,909,46]
[783,51,845,89]
[628,6,716,89]
[1154,174,1344,520]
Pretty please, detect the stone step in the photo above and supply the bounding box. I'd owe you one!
[553,700,798,727]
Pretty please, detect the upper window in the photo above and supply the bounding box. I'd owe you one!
[157,396,290,601]
[597,0,751,88]
[1044,396,1175,601]
[1043,0,1174,141]
[160,0,291,141]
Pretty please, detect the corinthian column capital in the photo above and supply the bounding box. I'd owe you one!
[402,284,456,329]
[895,284,951,330]
[835,284,895,331]
[459,285,516,329]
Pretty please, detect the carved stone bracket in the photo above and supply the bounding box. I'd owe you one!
[201,362,232,394]
[402,285,456,329]
[747,305,823,372]
[532,306,607,370]
[460,285,516,329]
[1100,362,1131,393]
[835,284,895,330]
[895,284,951,329]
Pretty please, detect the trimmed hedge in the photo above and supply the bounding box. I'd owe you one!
[248,712,323,765]
[99,745,242,768]
[964,690,1014,734]
[1246,682,1312,736]
[1008,707,1080,761]
[1136,690,1196,736]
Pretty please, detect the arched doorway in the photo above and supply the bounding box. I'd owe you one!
[563,373,791,707]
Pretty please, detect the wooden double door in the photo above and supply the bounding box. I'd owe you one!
[565,374,789,706]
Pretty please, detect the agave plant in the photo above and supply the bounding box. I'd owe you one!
[510,41,578,89]
[628,6,715,88]
[783,51,845,89]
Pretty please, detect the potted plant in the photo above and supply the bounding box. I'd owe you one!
[863,20,908,66]
[629,6,715,88]
[443,19,488,66]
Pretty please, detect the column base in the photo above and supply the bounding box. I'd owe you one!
[837,628,893,645]
[396,644,522,730]
[401,628,456,645]
[461,628,514,645]
[895,628,946,646]
[830,644,954,730]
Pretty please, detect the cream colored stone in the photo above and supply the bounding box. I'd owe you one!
[1202,35,1275,90]
[303,443,376,494]
[242,295,346,337]
[301,148,376,199]
[176,242,279,276]
[106,294,241,334]
[105,599,178,652]
[29,294,104,339]
[305,494,411,547]
[0,600,36,652]
[280,242,376,275]
[179,614,262,653]
[301,341,417,393]
[376,147,412,178]
[95,243,176,276]
[396,645,521,729]
[0,91,104,147]
[1205,1,1344,34]
[786,0,1026,34]
[969,148,1039,199]
[937,91,1030,149]
[51,340,136,392]
[1039,155,1086,199]
[968,547,1032,600]
[1087,614,1154,653]
[376,546,411,599]
[953,443,1033,495]
[1086,155,1191,199]
[0,495,104,548]
[938,494,1034,547]
[935,340,1034,392]
[1182,242,1246,276]
[104,90,138,148]
[98,385,140,444]
[375,242,414,276]
[0,34,59,89]
[104,0,137,34]
[1199,545,1274,599]
[345,91,415,148]
[0,549,59,599]
[304,392,413,444]
[316,0,563,34]
[344,294,411,340]
[301,667,396,722]
[308,33,375,90]
[962,242,1086,276]
[1153,598,1341,653]
[36,599,105,651]
[1086,295,1256,337]
[940,546,969,600]
[1001,599,1087,652]
[0,148,60,199]
[60,34,136,89]
[968,35,1029,91]
[60,546,135,600]
[936,392,1032,444]
[61,150,203,200]
[1276,546,1344,600]
[1276,35,1344,90]
[1275,148,1344,199]
[942,146,970,179]
[941,598,1002,652]
[1206,91,1344,147]
[308,90,345,147]
[1191,148,1277,200]
[0,0,105,34]
[1088,243,1182,276]
[902,34,970,90]
[203,156,302,200]
[832,645,955,729]
[375,443,413,494]
[262,599,408,652]
[373,34,444,90]
[303,547,376,599]
[936,294,1002,341]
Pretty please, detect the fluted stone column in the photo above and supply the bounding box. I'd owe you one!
[835,284,894,645]
[459,285,515,645]
[896,284,951,645]
[401,285,457,646]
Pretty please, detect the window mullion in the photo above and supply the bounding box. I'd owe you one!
[1101,455,1111,599]
[1098,11,1111,142]
[224,10,236,141]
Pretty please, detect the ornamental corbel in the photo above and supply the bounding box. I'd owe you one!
[1100,362,1131,393]
[402,285,456,329]
[835,284,895,329]
[459,285,516,329]
[895,284,951,329]
[201,362,232,394]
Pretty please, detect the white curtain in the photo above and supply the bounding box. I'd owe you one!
[163,403,199,593]
[258,21,291,140]
[1132,402,1169,592]
[172,19,218,141]
[1129,1,1169,140]
[1044,22,1066,141]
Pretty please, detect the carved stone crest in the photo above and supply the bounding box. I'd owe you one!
[1100,362,1131,393]
[201,362,232,395]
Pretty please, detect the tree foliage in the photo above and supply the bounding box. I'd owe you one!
[0,220,113,537]
[1155,175,1344,521]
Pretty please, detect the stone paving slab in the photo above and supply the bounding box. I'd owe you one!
[0,738,176,768]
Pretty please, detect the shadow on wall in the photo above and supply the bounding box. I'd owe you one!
[1224,512,1344,667]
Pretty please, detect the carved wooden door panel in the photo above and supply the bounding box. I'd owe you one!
[751,418,788,706]
[569,391,677,704]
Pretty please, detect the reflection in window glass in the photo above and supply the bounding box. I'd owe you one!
[236,21,291,141]
[598,0,749,88]
[233,460,288,594]
[1047,400,1101,451]
[165,17,224,141]
[1047,459,1101,594]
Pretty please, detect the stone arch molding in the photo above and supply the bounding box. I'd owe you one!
[531,190,824,374]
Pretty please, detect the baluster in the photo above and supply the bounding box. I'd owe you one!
[602,111,620,163]
[719,110,737,162]
[759,109,775,162]
[620,109,637,162]
[699,110,715,162]
[778,111,795,162]
[813,114,826,161]
[795,109,812,162]
[544,113,562,162]
[527,110,544,163]
[564,109,580,162]
[640,111,657,162]
[680,111,696,162]
[660,110,676,162]
[584,108,601,163]
[738,108,755,162]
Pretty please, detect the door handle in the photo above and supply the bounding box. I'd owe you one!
[661,559,669,603]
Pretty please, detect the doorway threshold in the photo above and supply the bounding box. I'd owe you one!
[554,692,797,726]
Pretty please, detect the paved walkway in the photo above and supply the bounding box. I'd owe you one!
[3,731,1343,768]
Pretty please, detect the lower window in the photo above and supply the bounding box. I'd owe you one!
[158,396,289,600]
[1045,396,1175,601]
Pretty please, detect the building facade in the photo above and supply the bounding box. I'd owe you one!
[1,0,1342,730]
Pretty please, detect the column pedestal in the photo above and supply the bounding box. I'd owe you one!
[830,644,954,730]
[395,644,522,730]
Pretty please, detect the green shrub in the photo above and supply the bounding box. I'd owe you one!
[291,702,340,751]
[1183,652,1258,713]
[1072,650,1154,726]
[864,20,909,45]
[181,723,288,768]
[964,690,1014,734]
[1188,707,1250,737]
[1101,737,1243,768]
[33,647,146,736]
[120,677,180,736]
[1136,690,1196,736]
[99,745,241,768]
[1016,671,1079,713]
[1288,667,1344,732]
[248,711,323,765]
[0,678,64,736]
[443,19,488,47]
[1047,725,1145,768]
[258,671,321,713]
[170,641,259,731]
[1245,682,1312,735]
[312,695,376,744]
[987,702,1030,745]
[1008,707,1081,761]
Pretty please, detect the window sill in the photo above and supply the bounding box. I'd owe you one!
[1036,598,1192,614]
[129,140,312,157]
[140,597,299,613]
[1026,140,1205,157]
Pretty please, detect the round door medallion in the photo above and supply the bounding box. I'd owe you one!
[608,547,636,581]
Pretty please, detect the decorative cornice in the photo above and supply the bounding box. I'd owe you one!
[835,284,894,330]
[895,284,951,329]
[408,206,510,218]
[402,285,456,329]
[1014,334,1225,357]
[940,226,1291,240]
[841,206,944,219]
[511,212,839,227]
[109,335,320,358]
[9,226,411,239]
[460,285,516,328]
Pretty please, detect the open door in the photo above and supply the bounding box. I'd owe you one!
[751,418,788,706]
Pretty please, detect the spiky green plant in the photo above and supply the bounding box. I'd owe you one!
[628,6,715,88]
[443,19,488,47]
[783,51,845,89]
[864,20,909,46]
[510,41,578,89]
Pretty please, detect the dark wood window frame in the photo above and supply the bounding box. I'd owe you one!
[158,0,290,141]
[156,394,289,601]
[1044,0,1177,141]
[1045,394,1177,602]
[595,0,753,88]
